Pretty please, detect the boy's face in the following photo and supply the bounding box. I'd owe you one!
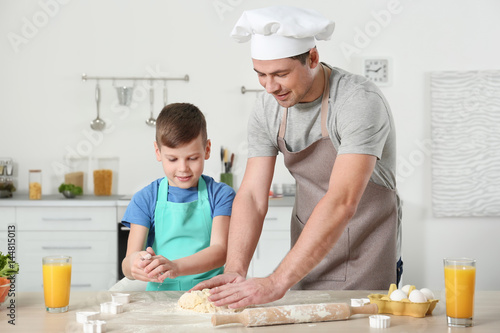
[154,134,211,189]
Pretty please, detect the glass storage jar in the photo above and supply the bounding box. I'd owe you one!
[29,169,42,200]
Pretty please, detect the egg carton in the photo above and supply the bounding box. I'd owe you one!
[368,284,439,318]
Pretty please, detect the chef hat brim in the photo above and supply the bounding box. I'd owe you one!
[231,6,335,60]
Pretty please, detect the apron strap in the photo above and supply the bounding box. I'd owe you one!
[278,63,331,139]
[320,64,331,138]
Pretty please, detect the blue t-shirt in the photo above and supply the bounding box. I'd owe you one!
[122,174,235,247]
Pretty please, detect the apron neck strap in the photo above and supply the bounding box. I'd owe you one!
[319,64,331,137]
[279,63,331,139]
[160,176,208,202]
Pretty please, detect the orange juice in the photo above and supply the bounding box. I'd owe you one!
[444,265,475,318]
[43,261,72,309]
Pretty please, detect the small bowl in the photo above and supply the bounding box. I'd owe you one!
[0,283,10,305]
[62,190,76,199]
[0,190,13,198]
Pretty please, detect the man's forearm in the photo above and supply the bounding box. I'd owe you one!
[224,191,267,276]
[270,193,354,289]
[270,154,375,289]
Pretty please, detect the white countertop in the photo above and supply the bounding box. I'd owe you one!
[2,290,499,332]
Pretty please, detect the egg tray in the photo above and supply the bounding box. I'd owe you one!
[368,284,439,318]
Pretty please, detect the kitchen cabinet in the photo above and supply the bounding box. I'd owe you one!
[0,196,119,292]
[0,195,294,290]
[248,202,293,278]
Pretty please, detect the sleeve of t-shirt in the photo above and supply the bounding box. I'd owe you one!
[335,88,391,159]
[247,95,279,158]
[121,181,157,229]
[206,176,236,217]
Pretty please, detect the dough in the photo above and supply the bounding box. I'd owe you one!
[178,289,237,313]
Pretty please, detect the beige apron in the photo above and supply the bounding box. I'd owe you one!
[277,65,398,290]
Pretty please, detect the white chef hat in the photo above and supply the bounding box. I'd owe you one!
[230,5,335,60]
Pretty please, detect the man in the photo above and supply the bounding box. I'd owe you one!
[195,5,402,309]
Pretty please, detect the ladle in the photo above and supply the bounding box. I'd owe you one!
[163,80,168,106]
[145,86,156,126]
[90,83,105,131]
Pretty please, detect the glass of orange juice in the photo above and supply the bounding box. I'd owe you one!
[443,258,476,327]
[42,256,72,313]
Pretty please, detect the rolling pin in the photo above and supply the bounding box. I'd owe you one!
[211,302,378,327]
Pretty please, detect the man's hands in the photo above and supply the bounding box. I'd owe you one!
[129,247,179,283]
[191,273,287,309]
[191,272,245,291]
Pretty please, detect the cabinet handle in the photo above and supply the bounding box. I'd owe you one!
[42,283,92,288]
[42,217,92,222]
[71,284,92,288]
[42,246,92,250]
[264,217,278,221]
[120,226,130,231]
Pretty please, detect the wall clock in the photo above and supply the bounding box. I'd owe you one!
[362,57,392,86]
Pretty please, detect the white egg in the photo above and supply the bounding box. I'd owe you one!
[401,284,412,296]
[409,290,427,303]
[390,289,407,301]
[420,288,435,300]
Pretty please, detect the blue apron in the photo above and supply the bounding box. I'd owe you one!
[146,177,224,291]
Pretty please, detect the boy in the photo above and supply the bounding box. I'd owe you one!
[121,103,235,291]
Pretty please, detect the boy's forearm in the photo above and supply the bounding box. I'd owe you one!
[173,245,227,277]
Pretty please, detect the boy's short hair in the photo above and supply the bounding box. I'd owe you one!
[156,103,207,148]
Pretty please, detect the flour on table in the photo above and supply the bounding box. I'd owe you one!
[178,289,240,313]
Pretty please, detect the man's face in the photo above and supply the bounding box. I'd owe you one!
[252,56,315,108]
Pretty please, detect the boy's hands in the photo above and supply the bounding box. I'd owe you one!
[128,247,178,283]
[142,247,179,282]
[128,250,154,281]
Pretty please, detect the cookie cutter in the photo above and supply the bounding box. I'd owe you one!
[76,311,100,324]
[100,302,123,314]
[111,293,130,304]
[83,320,107,333]
[369,315,391,328]
[351,298,370,307]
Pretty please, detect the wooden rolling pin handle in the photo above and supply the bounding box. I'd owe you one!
[350,303,379,315]
[211,312,248,327]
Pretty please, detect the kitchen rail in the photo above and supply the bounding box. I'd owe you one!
[81,73,189,82]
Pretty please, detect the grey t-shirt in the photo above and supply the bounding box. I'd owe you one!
[247,64,396,189]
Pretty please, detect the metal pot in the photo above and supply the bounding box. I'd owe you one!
[115,86,134,106]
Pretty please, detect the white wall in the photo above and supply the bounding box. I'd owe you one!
[1,0,499,290]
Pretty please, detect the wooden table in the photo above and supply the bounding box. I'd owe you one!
[1,290,499,332]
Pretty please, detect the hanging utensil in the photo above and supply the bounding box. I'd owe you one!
[220,147,224,173]
[145,85,156,127]
[163,80,168,107]
[115,86,134,106]
[90,82,105,131]
[229,153,234,172]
